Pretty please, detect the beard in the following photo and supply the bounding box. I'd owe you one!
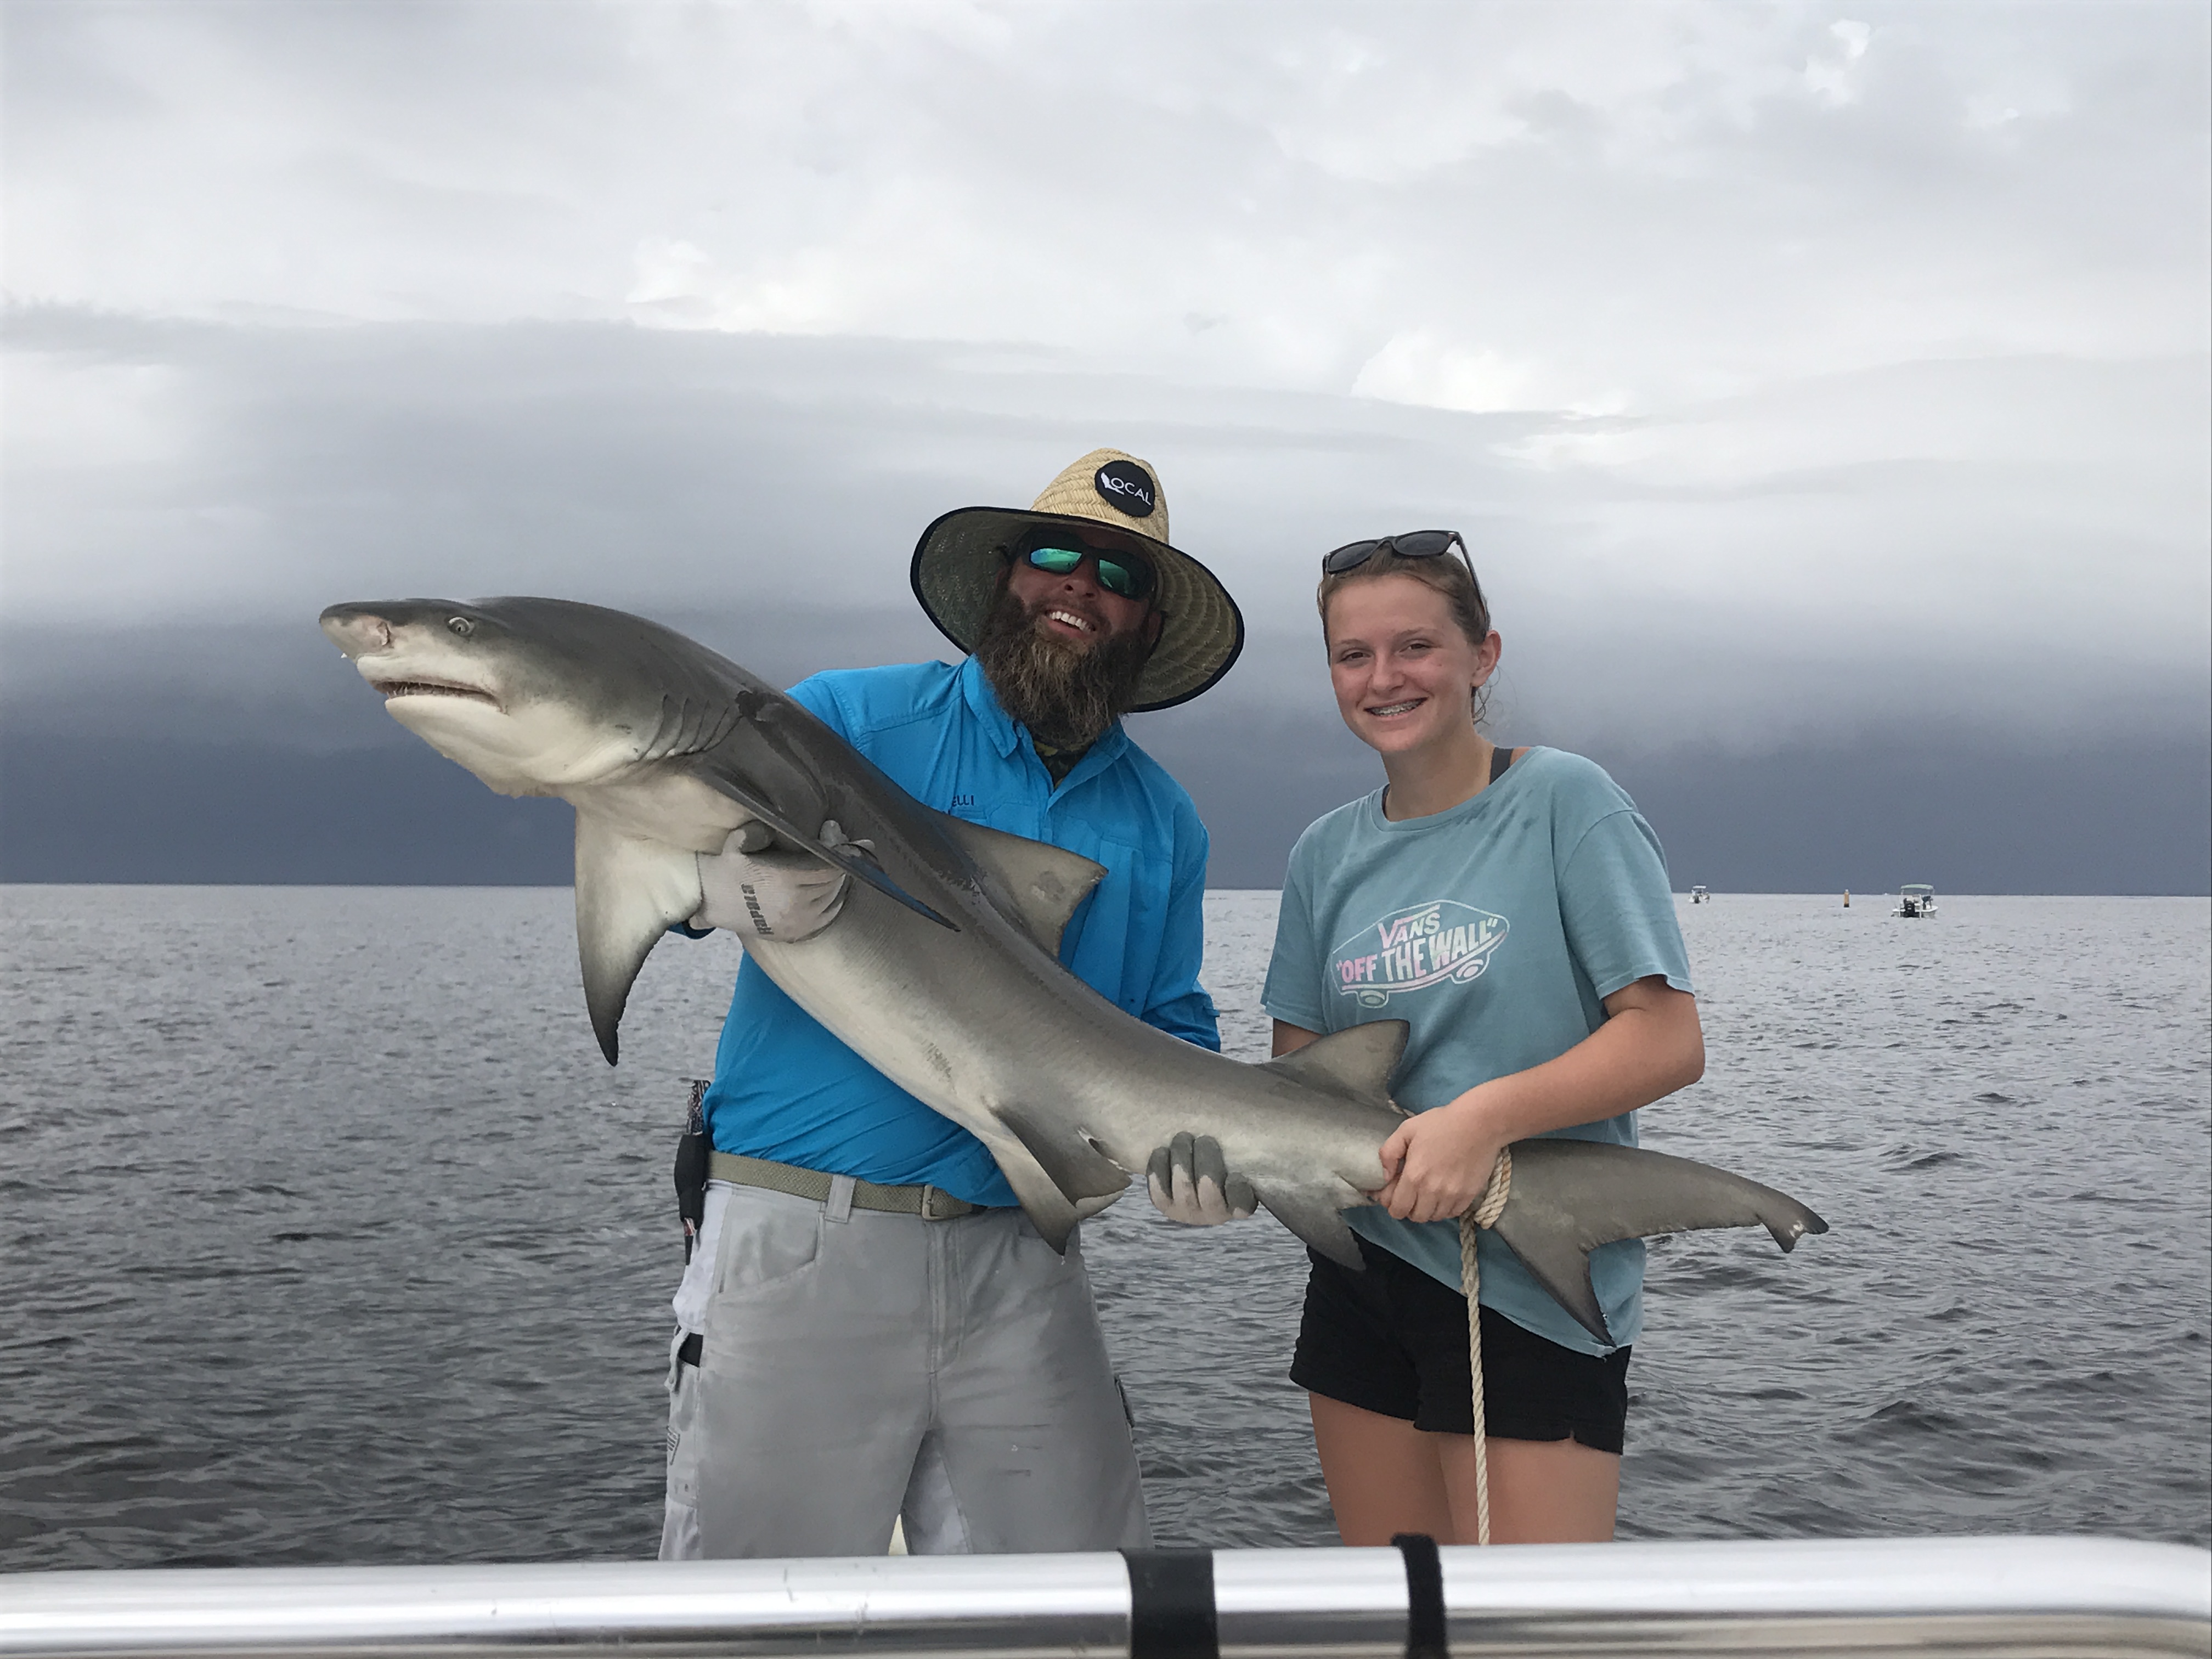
[973,584,1156,749]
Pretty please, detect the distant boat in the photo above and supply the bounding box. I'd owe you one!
[1690,885,1709,904]
[1894,883,1938,918]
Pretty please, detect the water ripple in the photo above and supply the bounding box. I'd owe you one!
[1,886,2205,1564]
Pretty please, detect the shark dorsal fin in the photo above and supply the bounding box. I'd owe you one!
[574,813,704,1064]
[937,815,1107,956]
[1260,1020,1408,1109]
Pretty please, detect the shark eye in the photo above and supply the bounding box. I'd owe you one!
[447,617,475,637]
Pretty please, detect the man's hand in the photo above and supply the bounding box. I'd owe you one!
[691,821,868,942]
[1146,1132,1256,1226]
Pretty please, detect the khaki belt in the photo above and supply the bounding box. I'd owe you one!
[707,1150,987,1221]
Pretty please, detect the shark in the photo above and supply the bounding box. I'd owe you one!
[321,595,1825,1342]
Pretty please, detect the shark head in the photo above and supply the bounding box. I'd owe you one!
[320,596,718,795]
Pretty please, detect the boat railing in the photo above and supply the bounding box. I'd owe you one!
[2,1535,2207,1657]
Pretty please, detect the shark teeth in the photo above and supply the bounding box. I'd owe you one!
[373,679,498,704]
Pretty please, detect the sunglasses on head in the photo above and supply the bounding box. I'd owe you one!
[1015,532,1156,601]
[1321,529,1474,578]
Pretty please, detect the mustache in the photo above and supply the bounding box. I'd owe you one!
[973,588,1153,749]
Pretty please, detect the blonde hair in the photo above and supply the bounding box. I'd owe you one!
[1317,545,1492,646]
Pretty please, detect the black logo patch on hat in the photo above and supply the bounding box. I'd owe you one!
[1094,460,1158,518]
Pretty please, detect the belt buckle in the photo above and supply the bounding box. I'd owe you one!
[918,1184,965,1222]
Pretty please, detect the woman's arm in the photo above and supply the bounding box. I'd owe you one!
[1364,977,1703,1225]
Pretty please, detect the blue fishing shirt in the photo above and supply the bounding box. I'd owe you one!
[697,655,1221,1206]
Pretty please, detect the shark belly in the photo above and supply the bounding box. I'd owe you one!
[745,878,1399,1251]
[566,771,756,856]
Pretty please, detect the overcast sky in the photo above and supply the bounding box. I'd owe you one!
[3,1,2207,888]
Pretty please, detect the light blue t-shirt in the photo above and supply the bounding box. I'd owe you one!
[699,656,1221,1206]
[1262,748,1692,1355]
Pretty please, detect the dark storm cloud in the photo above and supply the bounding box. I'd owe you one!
[5,308,2204,749]
[1,312,2205,894]
[3,3,2205,890]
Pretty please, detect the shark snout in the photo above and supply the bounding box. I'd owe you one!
[320,605,393,659]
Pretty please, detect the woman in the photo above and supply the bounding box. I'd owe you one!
[1263,532,1702,1545]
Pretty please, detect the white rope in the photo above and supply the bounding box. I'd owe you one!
[1459,1148,1513,1546]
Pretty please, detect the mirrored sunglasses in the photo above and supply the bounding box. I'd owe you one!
[1019,535,1156,601]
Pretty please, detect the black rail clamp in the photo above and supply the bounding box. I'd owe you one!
[1121,1538,1450,1659]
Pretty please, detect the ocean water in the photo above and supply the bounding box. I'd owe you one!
[1,886,2205,1569]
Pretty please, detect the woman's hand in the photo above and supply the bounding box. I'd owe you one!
[1372,1088,1511,1225]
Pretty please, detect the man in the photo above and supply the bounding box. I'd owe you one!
[661,448,1244,1559]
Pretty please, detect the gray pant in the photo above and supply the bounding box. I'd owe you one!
[660,1182,1150,1558]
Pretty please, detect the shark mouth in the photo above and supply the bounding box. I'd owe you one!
[371,678,499,706]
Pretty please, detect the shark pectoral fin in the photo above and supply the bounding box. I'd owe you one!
[1254,1183,1365,1270]
[1258,1020,1409,1108]
[573,812,704,1065]
[1485,1207,1614,1346]
[694,769,957,931]
[936,815,1107,955]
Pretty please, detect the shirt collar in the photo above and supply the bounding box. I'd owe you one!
[958,653,1130,775]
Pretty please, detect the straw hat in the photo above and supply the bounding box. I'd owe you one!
[909,448,1245,713]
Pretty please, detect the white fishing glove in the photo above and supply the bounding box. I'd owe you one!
[691,820,870,943]
[1146,1132,1257,1226]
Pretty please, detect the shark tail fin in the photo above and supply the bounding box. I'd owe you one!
[1257,1020,1409,1110]
[1483,1206,1613,1345]
[1489,1138,1833,1347]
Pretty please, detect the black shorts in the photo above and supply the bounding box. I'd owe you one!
[1290,1235,1631,1453]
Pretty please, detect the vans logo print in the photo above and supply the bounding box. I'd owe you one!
[1330,900,1509,1009]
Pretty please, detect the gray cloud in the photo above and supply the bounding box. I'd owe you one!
[2,3,2205,891]
[4,310,2203,754]
[8,4,2206,388]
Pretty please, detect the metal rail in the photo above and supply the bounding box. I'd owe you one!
[2,1536,2204,1657]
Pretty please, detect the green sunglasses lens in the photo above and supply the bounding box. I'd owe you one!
[1093,558,1142,598]
[1024,543,1150,600]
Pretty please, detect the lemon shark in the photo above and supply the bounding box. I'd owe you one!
[321,595,1825,1341]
